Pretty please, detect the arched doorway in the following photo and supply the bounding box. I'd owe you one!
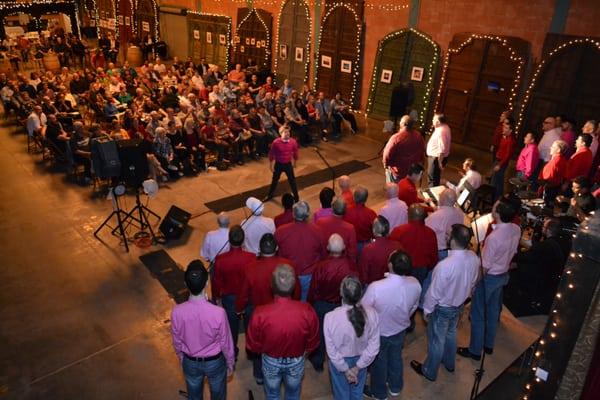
[315,4,363,108]
[96,0,116,38]
[232,8,273,72]
[434,33,529,149]
[136,0,159,41]
[78,0,98,38]
[367,28,440,126]
[187,12,231,71]
[275,0,311,89]
[116,0,135,51]
[517,36,600,139]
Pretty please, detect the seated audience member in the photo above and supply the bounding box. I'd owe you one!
[330,92,358,138]
[313,187,336,223]
[378,182,409,231]
[274,193,295,228]
[200,212,231,263]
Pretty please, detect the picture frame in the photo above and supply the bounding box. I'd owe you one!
[411,66,424,82]
[280,44,287,60]
[245,37,250,45]
[340,60,352,73]
[256,41,261,48]
[240,45,245,53]
[125,17,130,26]
[117,15,123,26]
[250,38,256,46]
[206,32,212,44]
[295,47,303,62]
[142,21,150,32]
[380,69,393,84]
[260,40,266,48]
[193,30,200,40]
[234,35,240,44]
[219,34,226,45]
[321,55,332,69]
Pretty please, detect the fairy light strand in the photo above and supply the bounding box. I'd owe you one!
[187,10,232,70]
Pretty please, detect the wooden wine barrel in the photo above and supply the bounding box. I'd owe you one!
[126,46,143,67]
[43,53,61,72]
[0,58,12,75]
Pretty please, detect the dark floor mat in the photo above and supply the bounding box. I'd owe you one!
[204,160,370,213]
[139,250,188,304]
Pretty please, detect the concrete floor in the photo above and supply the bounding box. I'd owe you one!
[0,115,544,399]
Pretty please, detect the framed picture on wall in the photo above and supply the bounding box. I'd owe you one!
[125,17,130,26]
[380,69,393,84]
[206,32,212,44]
[245,37,250,45]
[260,40,266,47]
[234,36,240,44]
[295,47,303,62]
[251,38,256,46]
[240,45,245,53]
[411,66,424,82]
[256,41,261,48]
[142,21,150,32]
[117,15,123,25]
[193,30,200,40]
[340,60,352,73]
[321,55,332,69]
[280,44,287,60]
[219,34,226,45]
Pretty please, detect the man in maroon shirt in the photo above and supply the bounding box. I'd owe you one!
[398,163,434,212]
[246,264,320,399]
[307,234,358,371]
[490,116,517,200]
[235,234,299,383]
[275,201,326,301]
[265,124,299,202]
[273,193,295,228]
[343,186,377,254]
[358,216,404,285]
[382,115,425,183]
[337,175,355,207]
[211,226,256,356]
[316,197,358,261]
[565,133,593,186]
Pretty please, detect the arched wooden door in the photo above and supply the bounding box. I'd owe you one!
[367,29,439,125]
[316,4,363,108]
[97,0,116,38]
[518,37,600,139]
[116,0,135,48]
[275,0,311,89]
[137,0,159,40]
[78,0,98,38]
[188,13,231,71]
[435,33,529,149]
[232,8,273,71]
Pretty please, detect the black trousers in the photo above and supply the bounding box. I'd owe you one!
[427,155,447,187]
[267,161,299,201]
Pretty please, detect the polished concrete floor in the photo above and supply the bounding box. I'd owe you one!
[0,115,545,399]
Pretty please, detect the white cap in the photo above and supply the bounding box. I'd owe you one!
[246,196,264,215]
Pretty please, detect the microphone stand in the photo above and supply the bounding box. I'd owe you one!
[313,146,336,190]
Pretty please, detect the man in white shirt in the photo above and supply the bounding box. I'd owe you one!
[361,250,421,399]
[378,183,408,231]
[426,113,451,187]
[453,158,482,194]
[538,116,562,163]
[458,197,521,360]
[425,189,465,260]
[410,224,480,381]
[26,105,46,137]
[242,197,275,255]
[153,57,167,74]
[200,212,230,263]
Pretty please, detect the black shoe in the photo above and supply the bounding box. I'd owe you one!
[362,385,387,399]
[484,347,494,355]
[262,195,273,202]
[255,378,263,386]
[410,360,435,382]
[457,347,481,361]
[310,361,324,372]
[444,365,455,373]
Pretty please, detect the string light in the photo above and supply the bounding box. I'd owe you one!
[272,0,312,86]
[115,0,136,39]
[365,28,439,125]
[187,11,232,71]
[314,3,362,107]
[516,38,600,135]
[0,0,82,37]
[233,8,271,69]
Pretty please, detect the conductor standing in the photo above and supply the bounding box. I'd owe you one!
[264,124,300,202]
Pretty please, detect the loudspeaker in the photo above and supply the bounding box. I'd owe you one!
[117,138,149,187]
[159,205,191,240]
[90,138,121,178]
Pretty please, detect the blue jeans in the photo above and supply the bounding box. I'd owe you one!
[310,300,338,367]
[329,355,368,400]
[469,273,509,356]
[182,354,227,400]
[413,267,432,310]
[298,274,312,302]
[369,330,406,399]
[422,305,462,380]
[490,163,507,200]
[221,294,240,355]
[262,354,305,400]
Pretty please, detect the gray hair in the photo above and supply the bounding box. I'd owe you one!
[438,189,457,207]
[337,175,351,190]
[216,212,230,228]
[353,186,368,205]
[332,197,347,216]
[372,215,390,237]
[293,201,310,221]
[385,183,398,199]
[272,264,296,296]
[327,233,346,254]
[553,139,568,155]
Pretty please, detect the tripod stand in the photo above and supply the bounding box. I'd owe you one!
[94,186,131,252]
[117,188,161,244]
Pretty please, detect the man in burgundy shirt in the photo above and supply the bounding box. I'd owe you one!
[275,201,326,301]
[565,133,593,186]
[235,234,299,384]
[211,226,256,356]
[539,140,568,205]
[316,197,358,261]
[398,163,434,212]
[307,234,358,371]
[338,175,355,207]
[265,124,299,202]
[171,260,235,400]
[490,116,517,200]
[382,115,425,183]
[246,264,320,399]
[359,216,404,285]
[274,193,295,228]
[343,186,377,254]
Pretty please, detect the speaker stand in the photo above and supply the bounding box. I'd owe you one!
[94,189,130,252]
[118,190,161,244]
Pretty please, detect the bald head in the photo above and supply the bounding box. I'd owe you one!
[327,233,346,255]
[338,175,351,190]
[385,183,398,199]
[408,204,426,222]
[217,212,230,228]
[438,189,457,207]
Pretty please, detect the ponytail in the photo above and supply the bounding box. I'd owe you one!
[340,276,366,338]
[347,303,366,338]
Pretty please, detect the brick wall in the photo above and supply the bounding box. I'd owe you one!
[564,0,600,38]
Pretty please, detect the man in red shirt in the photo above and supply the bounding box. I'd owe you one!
[273,193,295,228]
[398,163,434,212]
[565,133,593,185]
[264,124,299,202]
[490,116,517,200]
[539,140,568,205]
[275,201,326,301]
[490,110,509,163]
[211,226,256,356]
[316,197,358,261]
[246,264,319,399]
[390,204,438,290]
[359,216,404,285]
[307,234,358,371]
[382,115,425,183]
[344,186,377,253]
[337,175,355,207]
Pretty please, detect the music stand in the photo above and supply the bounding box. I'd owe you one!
[94,184,131,252]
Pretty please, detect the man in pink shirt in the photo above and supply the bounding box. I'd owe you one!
[426,113,451,187]
[171,260,235,400]
[515,132,540,182]
[265,124,299,202]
